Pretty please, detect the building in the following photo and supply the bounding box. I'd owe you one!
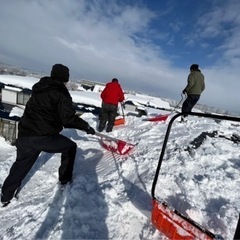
[79,79,106,91]
[0,83,31,144]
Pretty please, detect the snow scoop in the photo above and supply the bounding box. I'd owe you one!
[95,132,135,155]
[150,112,238,239]
[114,103,125,126]
[152,199,216,239]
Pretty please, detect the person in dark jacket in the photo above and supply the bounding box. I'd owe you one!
[1,64,95,206]
[98,78,125,132]
[181,64,205,121]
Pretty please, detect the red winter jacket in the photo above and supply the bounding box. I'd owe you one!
[101,82,125,106]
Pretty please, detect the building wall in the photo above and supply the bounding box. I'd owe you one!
[0,118,18,144]
[1,86,23,144]
[2,89,17,105]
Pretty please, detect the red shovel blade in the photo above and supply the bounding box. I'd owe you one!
[117,140,134,155]
[100,139,134,155]
[147,114,169,122]
[96,132,135,155]
[114,118,125,126]
[152,199,215,240]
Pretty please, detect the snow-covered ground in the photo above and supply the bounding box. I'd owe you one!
[1,75,240,239]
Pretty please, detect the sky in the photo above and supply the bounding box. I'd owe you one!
[1,77,240,239]
[0,0,240,113]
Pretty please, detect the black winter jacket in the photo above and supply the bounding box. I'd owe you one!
[18,77,89,137]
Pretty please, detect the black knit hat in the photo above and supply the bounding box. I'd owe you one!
[51,64,69,82]
[112,78,118,83]
[190,64,199,71]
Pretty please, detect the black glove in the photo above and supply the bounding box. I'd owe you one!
[182,89,186,94]
[86,126,95,135]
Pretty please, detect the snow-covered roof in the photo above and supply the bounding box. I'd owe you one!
[0,75,171,111]
[0,75,38,89]
[4,86,22,92]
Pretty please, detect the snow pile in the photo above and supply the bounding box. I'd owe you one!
[0,75,240,239]
[0,112,240,239]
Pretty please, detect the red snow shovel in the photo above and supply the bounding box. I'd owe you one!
[114,103,125,126]
[145,114,169,122]
[95,132,135,155]
[114,117,125,126]
[152,199,215,239]
[151,112,225,240]
[146,94,186,122]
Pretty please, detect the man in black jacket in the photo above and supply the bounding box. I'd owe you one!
[1,64,95,206]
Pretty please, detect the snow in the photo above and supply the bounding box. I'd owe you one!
[124,93,170,109]
[70,91,102,108]
[1,75,240,239]
[0,75,38,89]
[4,85,22,92]
[9,106,24,117]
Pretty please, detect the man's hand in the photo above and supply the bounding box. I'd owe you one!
[86,126,95,135]
[182,89,186,94]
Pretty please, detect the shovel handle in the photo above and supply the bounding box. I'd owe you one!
[120,102,125,118]
[95,132,120,142]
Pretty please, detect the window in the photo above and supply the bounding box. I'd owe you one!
[17,92,31,105]
[0,119,17,143]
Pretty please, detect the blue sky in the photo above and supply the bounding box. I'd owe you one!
[0,0,240,113]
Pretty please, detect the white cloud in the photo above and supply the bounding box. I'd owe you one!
[0,0,240,113]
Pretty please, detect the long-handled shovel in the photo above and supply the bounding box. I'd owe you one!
[95,132,135,155]
[145,94,186,122]
[114,103,125,126]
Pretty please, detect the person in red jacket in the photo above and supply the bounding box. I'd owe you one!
[98,78,125,132]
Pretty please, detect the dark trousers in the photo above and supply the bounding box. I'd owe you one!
[181,94,200,115]
[1,134,77,202]
[98,102,118,132]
